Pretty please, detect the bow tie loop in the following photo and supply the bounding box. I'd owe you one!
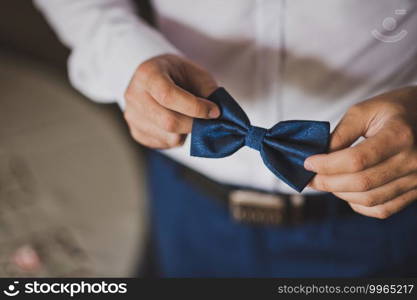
[245,126,267,151]
[191,87,330,192]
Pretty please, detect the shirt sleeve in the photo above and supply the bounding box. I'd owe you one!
[33,0,180,109]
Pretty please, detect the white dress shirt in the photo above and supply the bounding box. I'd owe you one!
[34,0,417,194]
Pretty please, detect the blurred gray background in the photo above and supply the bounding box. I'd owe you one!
[0,0,149,277]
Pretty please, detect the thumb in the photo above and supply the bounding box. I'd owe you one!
[329,106,368,151]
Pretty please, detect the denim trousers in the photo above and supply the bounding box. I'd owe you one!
[146,151,417,277]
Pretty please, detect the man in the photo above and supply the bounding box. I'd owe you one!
[35,0,417,277]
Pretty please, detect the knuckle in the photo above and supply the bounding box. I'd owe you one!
[313,158,330,174]
[389,184,404,200]
[387,102,406,115]
[136,65,160,87]
[158,84,174,106]
[355,174,373,191]
[137,60,157,76]
[166,135,184,148]
[373,208,392,220]
[123,111,133,124]
[361,194,379,207]
[331,129,344,148]
[315,176,330,191]
[410,153,417,170]
[124,88,135,103]
[347,104,362,116]
[350,205,364,216]
[129,129,141,143]
[349,151,367,172]
[161,114,179,132]
[397,125,414,147]
[142,68,160,89]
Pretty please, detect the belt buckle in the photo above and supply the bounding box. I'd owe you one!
[229,190,286,225]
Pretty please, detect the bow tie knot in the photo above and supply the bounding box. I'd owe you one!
[191,88,330,192]
[245,126,267,151]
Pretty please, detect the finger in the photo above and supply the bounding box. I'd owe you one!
[129,91,193,134]
[181,63,218,97]
[334,172,417,206]
[125,108,185,148]
[147,74,220,119]
[329,107,368,151]
[130,126,168,148]
[305,121,407,175]
[309,151,413,192]
[130,126,186,149]
[349,188,417,219]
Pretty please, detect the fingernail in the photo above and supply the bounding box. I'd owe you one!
[304,159,314,171]
[209,106,220,118]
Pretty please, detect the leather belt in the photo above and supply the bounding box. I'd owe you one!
[178,164,354,226]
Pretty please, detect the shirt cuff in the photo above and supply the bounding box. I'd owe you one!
[111,26,181,110]
[67,19,181,110]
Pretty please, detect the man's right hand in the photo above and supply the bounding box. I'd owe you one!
[123,54,220,149]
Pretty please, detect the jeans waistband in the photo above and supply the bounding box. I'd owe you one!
[150,150,354,226]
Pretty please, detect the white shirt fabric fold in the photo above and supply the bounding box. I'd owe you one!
[34,0,417,194]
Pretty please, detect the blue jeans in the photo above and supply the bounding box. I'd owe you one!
[147,151,417,277]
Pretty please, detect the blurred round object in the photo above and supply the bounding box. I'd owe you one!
[0,51,147,277]
[12,245,41,272]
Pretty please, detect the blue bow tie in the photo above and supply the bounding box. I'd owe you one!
[190,88,330,192]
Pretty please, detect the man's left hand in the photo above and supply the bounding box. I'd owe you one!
[305,86,417,219]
